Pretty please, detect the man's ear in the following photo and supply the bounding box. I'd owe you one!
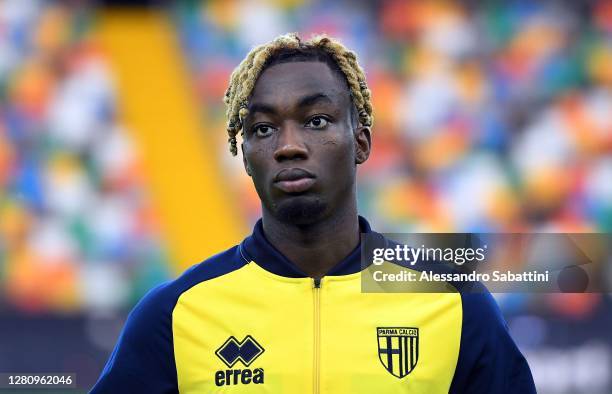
[241,143,252,176]
[354,126,371,164]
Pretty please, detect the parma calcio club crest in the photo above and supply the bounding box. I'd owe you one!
[377,327,419,378]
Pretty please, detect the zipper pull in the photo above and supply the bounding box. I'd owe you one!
[313,277,321,288]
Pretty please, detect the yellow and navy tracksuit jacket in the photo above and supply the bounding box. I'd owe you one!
[90,217,536,393]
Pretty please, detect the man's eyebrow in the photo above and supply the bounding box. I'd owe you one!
[248,102,277,116]
[247,93,335,118]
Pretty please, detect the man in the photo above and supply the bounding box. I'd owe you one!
[91,33,536,393]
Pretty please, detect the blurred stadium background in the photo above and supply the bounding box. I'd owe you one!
[1,0,611,392]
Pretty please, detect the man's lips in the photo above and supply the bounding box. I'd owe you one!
[273,168,316,193]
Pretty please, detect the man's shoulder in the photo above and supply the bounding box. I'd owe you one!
[134,244,248,318]
[89,246,249,392]
[173,244,248,292]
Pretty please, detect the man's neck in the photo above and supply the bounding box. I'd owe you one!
[261,204,360,279]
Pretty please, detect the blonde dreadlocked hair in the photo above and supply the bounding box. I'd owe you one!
[223,33,373,156]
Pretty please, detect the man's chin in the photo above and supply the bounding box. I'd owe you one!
[274,196,327,226]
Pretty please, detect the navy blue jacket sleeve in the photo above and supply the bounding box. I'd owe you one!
[449,291,536,394]
[89,283,178,394]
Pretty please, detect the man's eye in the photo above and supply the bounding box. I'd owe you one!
[305,116,329,129]
[253,125,275,137]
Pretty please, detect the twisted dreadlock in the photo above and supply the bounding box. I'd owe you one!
[223,33,373,156]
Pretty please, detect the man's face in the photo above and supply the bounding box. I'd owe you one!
[241,61,371,225]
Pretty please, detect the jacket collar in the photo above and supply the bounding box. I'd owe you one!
[240,216,377,278]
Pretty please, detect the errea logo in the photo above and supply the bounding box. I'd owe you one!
[214,335,265,386]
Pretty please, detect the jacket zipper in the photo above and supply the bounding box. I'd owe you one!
[313,278,322,394]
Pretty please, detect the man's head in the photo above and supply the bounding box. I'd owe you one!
[223,33,373,225]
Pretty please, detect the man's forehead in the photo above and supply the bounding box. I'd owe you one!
[248,61,350,107]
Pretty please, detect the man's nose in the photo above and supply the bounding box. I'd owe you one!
[273,123,308,162]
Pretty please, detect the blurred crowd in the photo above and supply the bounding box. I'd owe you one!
[175,0,612,233]
[0,0,171,313]
[0,0,610,392]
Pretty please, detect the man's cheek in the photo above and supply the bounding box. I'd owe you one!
[321,138,338,147]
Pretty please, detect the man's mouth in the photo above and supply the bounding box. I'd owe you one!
[273,168,316,193]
